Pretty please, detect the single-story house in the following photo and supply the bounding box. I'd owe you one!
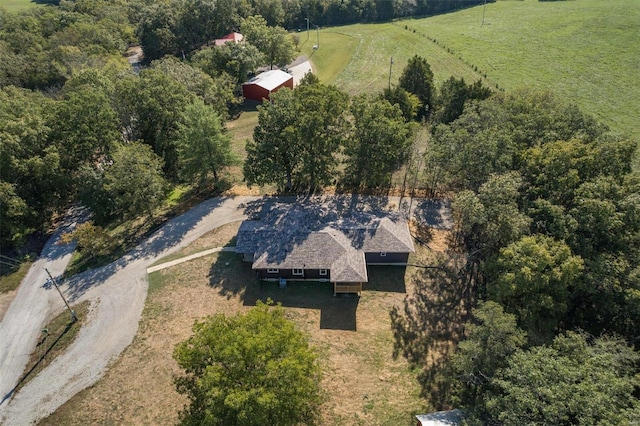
[235,202,415,295]
[213,32,244,46]
[242,70,294,101]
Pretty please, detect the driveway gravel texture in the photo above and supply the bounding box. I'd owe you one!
[0,195,451,425]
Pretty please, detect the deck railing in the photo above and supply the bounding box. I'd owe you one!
[334,283,362,295]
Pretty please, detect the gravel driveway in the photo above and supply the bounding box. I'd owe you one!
[0,195,450,424]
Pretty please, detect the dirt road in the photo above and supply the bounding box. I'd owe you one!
[0,195,450,424]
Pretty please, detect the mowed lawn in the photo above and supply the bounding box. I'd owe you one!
[298,24,487,95]
[404,0,640,140]
[1,0,49,13]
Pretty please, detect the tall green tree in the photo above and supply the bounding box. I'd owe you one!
[244,88,300,191]
[398,55,434,119]
[240,15,295,69]
[451,301,526,418]
[487,332,640,425]
[173,302,323,426]
[294,81,349,191]
[136,1,180,63]
[176,99,236,184]
[433,77,491,125]
[453,172,531,256]
[151,56,238,118]
[191,43,264,86]
[244,81,349,192]
[115,69,195,179]
[380,85,420,122]
[50,70,120,172]
[486,235,584,344]
[86,142,167,221]
[0,181,31,247]
[344,95,412,188]
[0,86,68,246]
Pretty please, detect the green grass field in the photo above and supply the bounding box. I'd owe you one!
[293,0,639,141]
[1,0,40,13]
[407,0,640,140]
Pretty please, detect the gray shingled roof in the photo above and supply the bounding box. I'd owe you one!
[337,217,414,253]
[251,228,368,283]
[235,202,413,282]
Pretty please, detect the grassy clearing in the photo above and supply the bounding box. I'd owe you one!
[42,228,446,425]
[404,0,640,139]
[1,0,39,13]
[15,301,90,393]
[148,221,240,267]
[0,261,32,294]
[313,23,487,97]
[299,31,361,84]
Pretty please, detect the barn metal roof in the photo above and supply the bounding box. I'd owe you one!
[243,70,293,91]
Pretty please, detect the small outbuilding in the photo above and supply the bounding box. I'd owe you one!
[242,70,294,101]
[415,409,464,426]
[213,32,244,46]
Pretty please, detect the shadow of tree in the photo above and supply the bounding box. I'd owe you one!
[64,197,229,302]
[390,253,475,408]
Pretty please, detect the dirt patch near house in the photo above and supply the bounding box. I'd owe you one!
[42,240,433,425]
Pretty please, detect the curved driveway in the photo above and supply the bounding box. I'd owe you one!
[0,197,258,425]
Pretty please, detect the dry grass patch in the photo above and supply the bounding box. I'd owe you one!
[148,221,241,267]
[16,301,90,394]
[43,232,440,425]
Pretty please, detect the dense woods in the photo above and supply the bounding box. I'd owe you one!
[1,0,639,424]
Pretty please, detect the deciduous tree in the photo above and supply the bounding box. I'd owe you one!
[244,88,300,191]
[244,81,349,192]
[240,15,295,69]
[487,332,640,425]
[176,99,236,184]
[100,142,167,220]
[173,301,323,426]
[486,235,584,344]
[344,95,412,188]
[451,301,526,417]
[399,55,434,119]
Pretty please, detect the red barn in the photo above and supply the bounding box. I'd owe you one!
[213,32,244,46]
[242,70,294,101]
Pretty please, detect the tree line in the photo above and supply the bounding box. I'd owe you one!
[245,56,490,193]
[0,1,304,251]
[391,87,640,423]
[135,0,487,62]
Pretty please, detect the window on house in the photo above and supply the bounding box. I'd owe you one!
[380,252,387,257]
[319,269,327,276]
[267,268,279,273]
[292,268,304,276]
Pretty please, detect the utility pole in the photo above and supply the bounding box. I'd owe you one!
[388,57,394,89]
[305,17,310,40]
[316,25,319,48]
[45,268,76,323]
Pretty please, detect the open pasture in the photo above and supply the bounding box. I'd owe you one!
[403,0,640,139]
[293,0,639,140]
